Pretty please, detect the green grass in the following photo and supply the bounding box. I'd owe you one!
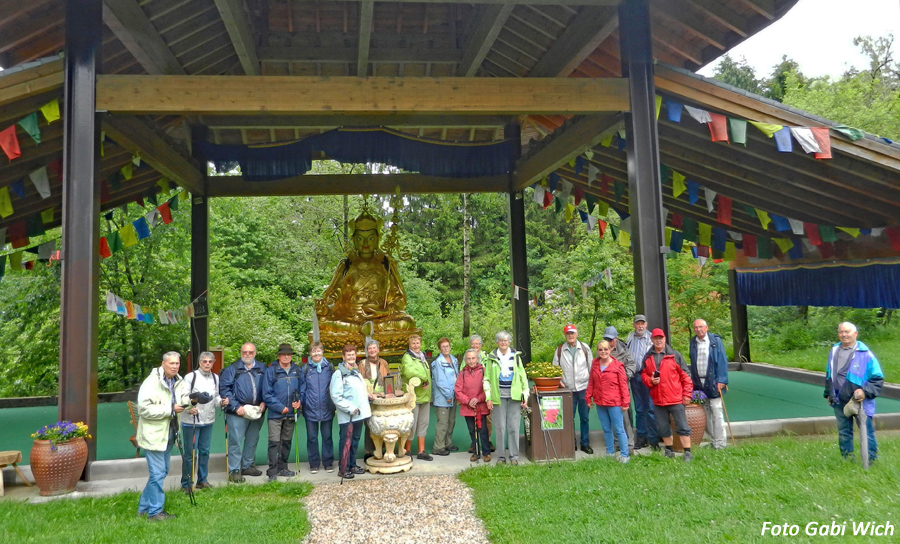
[459,435,900,543]
[0,481,313,544]
[754,339,900,383]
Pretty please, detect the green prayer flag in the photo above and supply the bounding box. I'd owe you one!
[833,125,865,141]
[818,225,838,243]
[682,217,698,242]
[41,208,54,224]
[108,172,121,192]
[596,200,609,216]
[727,118,747,146]
[146,187,158,206]
[26,215,45,237]
[757,236,773,259]
[585,194,597,216]
[554,197,562,214]
[614,182,625,204]
[609,224,619,242]
[660,164,670,185]
[17,113,41,144]
[108,230,124,252]
[168,195,179,211]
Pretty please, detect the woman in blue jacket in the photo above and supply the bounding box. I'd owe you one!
[431,337,459,456]
[301,342,335,474]
[330,344,372,479]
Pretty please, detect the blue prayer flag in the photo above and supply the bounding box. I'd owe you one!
[132,217,151,240]
[669,230,684,253]
[666,99,683,123]
[548,172,559,193]
[788,238,803,259]
[10,179,26,199]
[687,180,700,205]
[575,156,586,176]
[712,227,727,252]
[774,127,792,152]
[770,214,791,232]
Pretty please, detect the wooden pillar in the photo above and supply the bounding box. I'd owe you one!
[190,127,209,366]
[618,0,670,334]
[728,269,751,362]
[508,190,531,365]
[59,0,102,476]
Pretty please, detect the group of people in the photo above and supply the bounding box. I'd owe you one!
[551,316,730,464]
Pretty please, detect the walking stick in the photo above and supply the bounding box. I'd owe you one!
[191,412,199,492]
[172,418,196,506]
[292,390,301,473]
[858,410,869,470]
[473,412,482,462]
[719,386,737,448]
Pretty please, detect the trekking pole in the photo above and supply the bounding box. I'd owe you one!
[292,390,301,473]
[473,412,482,462]
[719,386,737,447]
[192,412,199,493]
[173,418,196,506]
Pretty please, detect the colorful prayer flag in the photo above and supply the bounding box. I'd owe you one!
[120,224,138,247]
[40,99,60,123]
[707,113,729,143]
[99,237,112,258]
[0,125,22,160]
[774,127,792,152]
[804,222,822,246]
[748,121,783,138]
[17,113,41,144]
[0,187,13,218]
[811,127,832,159]
[29,166,51,199]
[672,171,686,197]
[727,118,747,146]
[789,127,821,154]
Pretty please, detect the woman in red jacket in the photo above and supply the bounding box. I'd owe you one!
[455,349,491,463]
[586,340,631,463]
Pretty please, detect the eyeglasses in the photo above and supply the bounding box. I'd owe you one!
[241,350,255,354]
[201,359,215,363]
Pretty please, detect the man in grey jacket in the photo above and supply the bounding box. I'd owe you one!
[552,324,594,454]
[604,326,635,452]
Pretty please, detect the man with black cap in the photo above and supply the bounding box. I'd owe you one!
[641,329,694,461]
[603,326,635,452]
[625,315,657,449]
[552,324,594,454]
[262,343,305,481]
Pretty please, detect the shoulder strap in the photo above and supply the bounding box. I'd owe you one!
[556,345,562,361]
[581,343,591,363]
[190,372,198,393]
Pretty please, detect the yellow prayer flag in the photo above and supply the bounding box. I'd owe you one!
[568,158,576,168]
[755,209,771,230]
[600,134,613,148]
[773,238,794,253]
[120,163,133,181]
[120,224,138,247]
[10,251,22,271]
[41,208,55,224]
[540,177,548,187]
[157,177,170,195]
[100,130,105,157]
[665,227,672,246]
[565,203,574,222]
[0,187,13,218]
[40,99,60,123]
[178,189,189,201]
[672,171,686,197]
[618,230,631,247]
[655,95,662,120]
[698,223,712,247]
[748,121,783,138]
[724,241,736,261]
[837,227,860,238]
[595,200,609,216]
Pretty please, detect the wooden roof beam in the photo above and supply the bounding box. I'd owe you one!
[529,7,618,78]
[456,3,515,77]
[682,0,750,38]
[357,0,374,76]
[259,45,462,64]
[101,114,204,195]
[515,113,622,188]
[102,0,186,75]
[0,58,63,108]
[291,0,620,4]
[96,75,632,115]
[212,0,260,75]
[206,173,509,197]
[736,0,776,21]
[654,0,728,50]
[198,114,510,128]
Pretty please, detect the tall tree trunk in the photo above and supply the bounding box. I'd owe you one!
[462,193,471,339]
[342,195,349,245]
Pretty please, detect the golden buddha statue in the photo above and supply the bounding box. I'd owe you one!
[312,206,420,353]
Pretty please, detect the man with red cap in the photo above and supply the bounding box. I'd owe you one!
[552,324,594,454]
[641,328,694,462]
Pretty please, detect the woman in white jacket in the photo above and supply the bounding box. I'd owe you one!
[329,345,372,479]
[177,351,228,492]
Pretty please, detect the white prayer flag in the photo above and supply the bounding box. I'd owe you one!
[145,208,161,227]
[871,227,885,237]
[587,164,599,186]
[789,127,821,154]
[38,241,54,260]
[105,291,118,312]
[704,188,717,213]
[787,218,804,235]
[684,105,712,124]
[619,216,632,234]
[587,214,598,233]
[727,231,743,241]
[533,186,545,205]
[29,166,51,199]
[698,256,708,266]
[158,309,170,325]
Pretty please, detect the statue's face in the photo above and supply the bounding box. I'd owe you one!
[353,229,379,259]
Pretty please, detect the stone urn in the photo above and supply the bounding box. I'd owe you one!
[365,378,419,474]
[671,404,707,452]
[30,437,88,496]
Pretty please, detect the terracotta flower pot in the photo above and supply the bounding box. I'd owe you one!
[30,437,88,496]
[532,377,563,392]
[671,404,707,452]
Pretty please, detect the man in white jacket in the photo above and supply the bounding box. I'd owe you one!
[137,351,185,522]
[552,324,594,454]
[177,351,228,493]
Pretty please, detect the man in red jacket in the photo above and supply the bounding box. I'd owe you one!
[641,329,694,462]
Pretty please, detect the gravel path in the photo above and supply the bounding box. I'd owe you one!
[303,475,490,544]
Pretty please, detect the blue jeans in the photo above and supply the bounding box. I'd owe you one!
[225,412,263,472]
[630,374,659,444]
[306,418,334,470]
[180,423,213,488]
[338,420,364,473]
[834,405,877,460]
[138,431,174,517]
[572,389,591,448]
[595,406,629,457]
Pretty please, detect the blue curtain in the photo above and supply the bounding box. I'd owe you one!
[735,263,900,308]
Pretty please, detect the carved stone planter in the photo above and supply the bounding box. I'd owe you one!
[671,404,707,452]
[30,437,88,496]
[365,378,418,474]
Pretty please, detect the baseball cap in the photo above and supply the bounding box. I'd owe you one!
[633,314,647,323]
[563,324,578,334]
[603,326,618,340]
[650,328,666,338]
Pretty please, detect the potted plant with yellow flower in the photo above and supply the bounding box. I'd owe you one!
[525,361,564,392]
[30,420,91,496]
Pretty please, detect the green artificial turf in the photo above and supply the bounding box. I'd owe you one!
[459,435,900,544]
[0,481,313,544]
[754,339,900,385]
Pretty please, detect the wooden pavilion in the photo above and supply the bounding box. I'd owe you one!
[1,0,899,474]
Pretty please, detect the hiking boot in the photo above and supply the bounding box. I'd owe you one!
[664,449,676,459]
[181,486,191,494]
[448,445,459,452]
[511,459,519,466]
[416,451,433,461]
[241,465,262,476]
[350,466,365,475]
[341,471,354,479]
[496,457,506,465]
[228,470,245,483]
[483,454,491,462]
[582,445,594,455]
[619,456,630,464]
[470,453,479,462]
[433,449,450,456]
[268,475,277,482]
[683,451,694,463]
[148,511,177,522]
[325,466,335,473]
[634,436,648,449]
[195,481,213,490]
[310,467,319,474]
[277,469,296,477]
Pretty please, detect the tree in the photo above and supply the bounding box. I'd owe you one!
[711,55,762,94]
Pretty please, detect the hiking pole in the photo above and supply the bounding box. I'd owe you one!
[191,411,199,494]
[173,418,196,506]
[292,390,301,473]
[473,412,482,462]
[719,386,737,448]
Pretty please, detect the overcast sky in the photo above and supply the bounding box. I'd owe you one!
[697,0,900,79]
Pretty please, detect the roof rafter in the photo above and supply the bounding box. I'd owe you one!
[529,7,618,77]
[0,58,63,108]
[356,0,374,76]
[212,0,260,75]
[102,0,185,75]
[456,3,515,77]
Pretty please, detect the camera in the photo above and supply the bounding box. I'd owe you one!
[189,391,214,405]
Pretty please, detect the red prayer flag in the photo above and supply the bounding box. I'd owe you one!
[597,219,607,239]
[158,202,173,224]
[885,227,900,252]
[48,158,63,181]
[803,222,822,246]
[743,234,757,257]
[600,174,612,195]
[707,113,729,143]
[8,220,28,248]
[542,190,553,209]
[99,237,112,258]
[671,214,683,229]
[100,180,110,204]
[0,125,22,160]
[133,195,145,208]
[697,245,709,257]
[24,260,34,270]
[716,195,732,226]
[811,127,832,159]
[572,187,584,206]
[818,242,835,259]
